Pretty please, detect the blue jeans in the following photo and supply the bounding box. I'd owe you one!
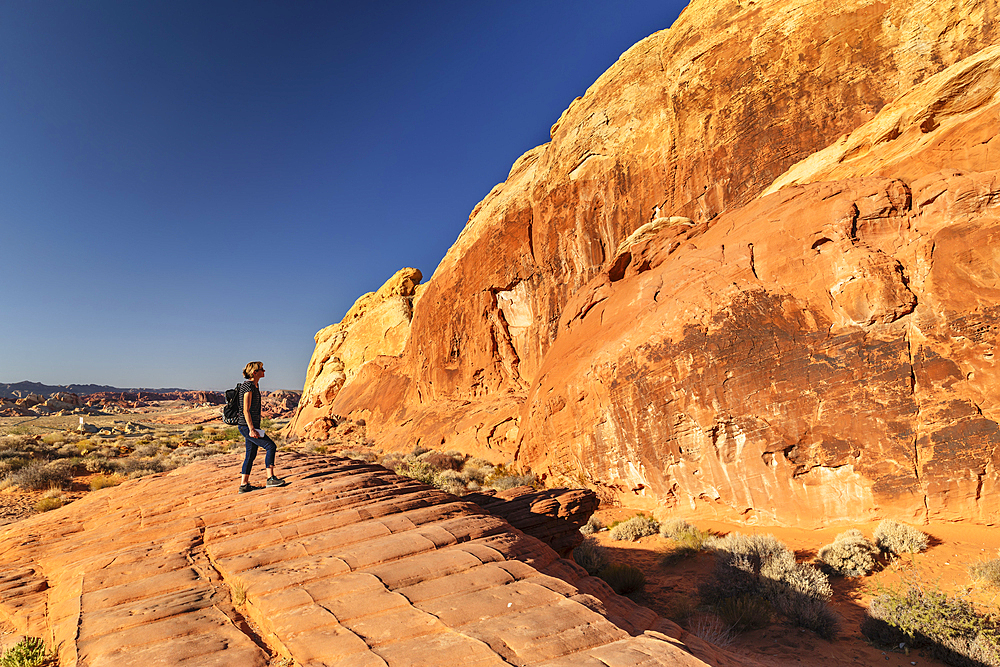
[238,424,276,475]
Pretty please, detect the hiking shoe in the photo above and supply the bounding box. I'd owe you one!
[266,476,287,488]
[238,484,258,494]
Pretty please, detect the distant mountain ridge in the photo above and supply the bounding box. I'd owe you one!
[0,381,192,399]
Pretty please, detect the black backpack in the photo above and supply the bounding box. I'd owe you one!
[223,384,241,425]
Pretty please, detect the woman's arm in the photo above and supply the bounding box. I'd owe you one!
[243,390,258,437]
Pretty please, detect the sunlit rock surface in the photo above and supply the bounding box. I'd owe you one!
[0,455,735,666]
[292,0,1000,526]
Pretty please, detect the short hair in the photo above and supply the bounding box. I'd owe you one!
[243,361,264,379]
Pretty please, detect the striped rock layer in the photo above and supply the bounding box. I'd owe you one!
[0,454,728,667]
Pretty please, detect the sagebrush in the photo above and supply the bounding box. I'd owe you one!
[609,514,659,542]
[701,532,838,638]
[818,528,878,577]
[873,519,928,556]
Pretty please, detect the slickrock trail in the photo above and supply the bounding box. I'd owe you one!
[0,454,735,666]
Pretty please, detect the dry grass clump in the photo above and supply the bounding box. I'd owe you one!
[689,614,736,649]
[702,532,838,638]
[34,496,63,512]
[609,514,659,542]
[90,474,125,491]
[817,528,879,577]
[573,536,609,576]
[970,557,1000,588]
[862,580,1000,667]
[874,519,929,556]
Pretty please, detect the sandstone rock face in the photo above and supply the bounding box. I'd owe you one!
[294,1,1000,526]
[518,45,1000,526]
[0,454,718,666]
[286,268,423,442]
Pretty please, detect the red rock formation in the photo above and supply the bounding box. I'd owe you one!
[0,454,724,666]
[292,1,1000,526]
[465,486,600,557]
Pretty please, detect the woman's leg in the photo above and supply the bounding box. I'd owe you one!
[261,434,278,478]
[238,425,259,483]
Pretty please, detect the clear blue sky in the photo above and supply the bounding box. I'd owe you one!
[0,1,688,391]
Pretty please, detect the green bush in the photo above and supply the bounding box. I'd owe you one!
[970,558,1000,588]
[573,537,609,576]
[0,636,54,667]
[598,563,646,595]
[818,529,878,576]
[873,519,929,556]
[863,582,1000,667]
[609,514,659,542]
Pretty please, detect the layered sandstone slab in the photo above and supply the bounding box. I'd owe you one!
[0,455,722,666]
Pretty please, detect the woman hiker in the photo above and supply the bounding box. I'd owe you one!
[237,361,287,493]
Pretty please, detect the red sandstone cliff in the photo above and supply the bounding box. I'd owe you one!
[291,0,1000,527]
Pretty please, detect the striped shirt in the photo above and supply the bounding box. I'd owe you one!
[236,381,262,428]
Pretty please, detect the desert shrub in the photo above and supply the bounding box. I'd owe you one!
[661,518,712,551]
[818,529,878,576]
[34,497,63,512]
[580,515,603,535]
[113,457,170,478]
[863,582,1000,667]
[573,536,609,576]
[0,636,54,667]
[0,435,36,451]
[970,558,1000,588]
[3,460,74,491]
[0,457,30,477]
[873,519,929,556]
[716,594,772,631]
[462,458,494,485]
[433,469,467,495]
[133,443,160,458]
[419,451,464,472]
[391,456,437,485]
[660,517,696,539]
[83,456,114,473]
[598,562,646,595]
[702,532,838,638]
[484,464,538,491]
[41,433,67,446]
[90,474,124,491]
[609,514,660,542]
